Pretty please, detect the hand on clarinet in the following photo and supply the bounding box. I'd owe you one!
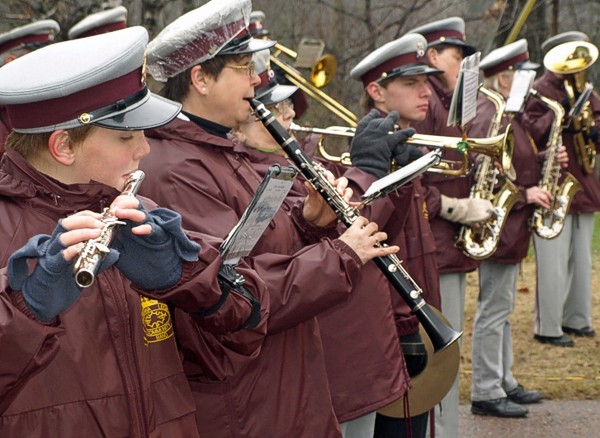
[339,216,399,265]
[303,171,354,227]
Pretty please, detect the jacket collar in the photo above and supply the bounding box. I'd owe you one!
[0,149,120,217]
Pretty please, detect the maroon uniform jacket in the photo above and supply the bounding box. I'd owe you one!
[469,94,541,264]
[0,151,268,437]
[522,71,600,213]
[140,116,365,438]
[413,75,480,274]
[0,107,10,156]
[242,144,409,422]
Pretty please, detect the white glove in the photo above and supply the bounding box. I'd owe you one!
[439,195,494,225]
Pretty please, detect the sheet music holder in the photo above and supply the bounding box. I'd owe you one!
[220,165,297,265]
[506,70,536,113]
[361,150,443,205]
[447,52,481,127]
[568,82,594,119]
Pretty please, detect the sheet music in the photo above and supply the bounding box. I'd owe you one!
[361,150,443,204]
[220,165,297,265]
[448,52,481,126]
[569,82,594,118]
[506,70,536,113]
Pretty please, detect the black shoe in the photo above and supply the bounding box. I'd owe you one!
[471,397,528,418]
[562,326,596,337]
[506,384,543,404]
[534,334,575,347]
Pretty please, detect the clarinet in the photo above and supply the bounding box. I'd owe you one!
[73,170,145,288]
[248,99,461,352]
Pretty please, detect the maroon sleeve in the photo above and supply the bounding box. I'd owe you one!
[0,278,64,414]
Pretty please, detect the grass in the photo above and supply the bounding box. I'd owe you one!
[458,213,600,403]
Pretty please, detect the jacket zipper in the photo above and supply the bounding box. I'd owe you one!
[101,273,148,437]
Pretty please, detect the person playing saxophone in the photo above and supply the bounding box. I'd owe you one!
[468,39,566,418]
[522,31,600,347]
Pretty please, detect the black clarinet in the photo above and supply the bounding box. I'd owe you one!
[248,99,461,352]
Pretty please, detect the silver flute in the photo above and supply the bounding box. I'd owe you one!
[73,170,145,288]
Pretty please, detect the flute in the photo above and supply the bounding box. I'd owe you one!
[247,98,461,352]
[73,170,145,288]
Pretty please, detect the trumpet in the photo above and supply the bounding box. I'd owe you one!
[290,123,514,176]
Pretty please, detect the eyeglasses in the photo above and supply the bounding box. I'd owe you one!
[224,61,256,77]
[269,98,294,116]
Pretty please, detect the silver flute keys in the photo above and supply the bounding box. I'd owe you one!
[72,170,146,288]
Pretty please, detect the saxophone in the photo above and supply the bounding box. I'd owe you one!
[73,170,146,287]
[564,72,597,174]
[530,90,582,239]
[456,87,523,259]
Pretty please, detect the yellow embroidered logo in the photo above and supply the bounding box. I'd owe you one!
[422,200,429,220]
[140,296,173,345]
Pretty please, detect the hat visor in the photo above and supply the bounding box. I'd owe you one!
[257,84,298,106]
[94,92,181,131]
[516,60,540,71]
[219,38,276,56]
[384,64,443,81]
[432,38,477,57]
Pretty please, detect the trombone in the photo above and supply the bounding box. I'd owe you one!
[271,42,359,127]
[290,123,514,177]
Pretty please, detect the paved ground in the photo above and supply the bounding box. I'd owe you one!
[458,400,600,437]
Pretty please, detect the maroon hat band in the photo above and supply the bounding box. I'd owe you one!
[258,68,276,88]
[0,33,54,54]
[79,21,127,39]
[157,17,245,78]
[483,52,529,77]
[423,29,464,44]
[7,67,144,130]
[361,52,425,87]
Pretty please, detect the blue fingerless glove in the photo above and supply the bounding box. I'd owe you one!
[113,206,201,291]
[7,222,119,323]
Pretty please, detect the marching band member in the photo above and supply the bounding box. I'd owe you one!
[468,39,550,418]
[137,0,397,436]
[0,26,268,437]
[522,31,600,347]
[67,5,128,39]
[406,16,493,438]
[0,20,60,152]
[235,49,410,438]
[349,33,446,438]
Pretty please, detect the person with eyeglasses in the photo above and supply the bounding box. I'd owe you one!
[233,48,410,438]
[137,1,399,437]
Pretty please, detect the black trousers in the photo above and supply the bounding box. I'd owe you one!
[373,411,429,438]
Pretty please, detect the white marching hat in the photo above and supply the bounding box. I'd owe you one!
[0,26,181,133]
[147,0,275,82]
[350,33,442,87]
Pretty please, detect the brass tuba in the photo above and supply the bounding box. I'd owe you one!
[290,123,514,177]
[530,89,582,239]
[455,87,523,259]
[544,40,599,173]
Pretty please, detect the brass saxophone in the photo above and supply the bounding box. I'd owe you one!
[564,72,597,174]
[73,170,146,287]
[530,90,582,239]
[456,87,523,259]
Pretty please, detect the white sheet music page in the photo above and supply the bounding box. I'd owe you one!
[362,150,442,203]
[448,52,481,126]
[220,166,296,265]
[506,70,536,113]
